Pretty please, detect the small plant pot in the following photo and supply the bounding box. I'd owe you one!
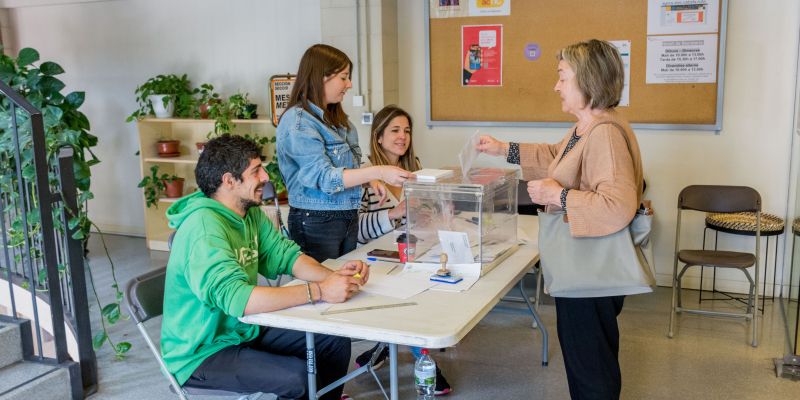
[196,142,207,155]
[277,191,289,205]
[148,94,175,118]
[157,140,180,156]
[199,103,210,119]
[163,178,185,199]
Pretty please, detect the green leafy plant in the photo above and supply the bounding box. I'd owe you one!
[126,74,194,121]
[0,46,130,359]
[194,83,220,118]
[229,92,256,119]
[137,164,181,208]
[207,98,234,138]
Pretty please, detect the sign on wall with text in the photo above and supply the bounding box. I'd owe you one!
[269,74,296,126]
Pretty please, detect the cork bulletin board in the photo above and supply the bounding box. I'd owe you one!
[425,0,728,130]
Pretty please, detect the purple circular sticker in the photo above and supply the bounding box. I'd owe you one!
[524,43,541,61]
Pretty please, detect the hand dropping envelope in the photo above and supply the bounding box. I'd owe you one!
[458,130,481,180]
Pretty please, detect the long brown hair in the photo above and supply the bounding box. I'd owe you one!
[368,105,421,172]
[284,44,352,129]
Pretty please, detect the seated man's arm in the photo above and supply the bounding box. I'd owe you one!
[243,256,369,315]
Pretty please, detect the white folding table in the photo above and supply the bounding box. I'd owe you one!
[240,215,547,400]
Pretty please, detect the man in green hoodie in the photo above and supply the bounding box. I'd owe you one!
[161,135,369,400]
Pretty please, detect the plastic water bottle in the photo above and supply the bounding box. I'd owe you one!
[414,348,436,399]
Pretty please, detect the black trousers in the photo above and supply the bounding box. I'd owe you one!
[555,296,625,400]
[184,327,350,400]
[288,208,358,263]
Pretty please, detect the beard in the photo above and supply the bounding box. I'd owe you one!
[239,198,260,213]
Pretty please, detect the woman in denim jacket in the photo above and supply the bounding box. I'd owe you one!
[277,44,412,262]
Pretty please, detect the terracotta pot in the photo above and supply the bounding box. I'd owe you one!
[157,140,180,155]
[163,178,185,199]
[196,142,207,155]
[277,191,288,205]
[199,103,210,119]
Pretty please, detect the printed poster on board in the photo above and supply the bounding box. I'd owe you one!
[647,0,720,35]
[269,75,296,126]
[609,40,631,107]
[430,0,468,18]
[430,0,510,19]
[468,0,510,17]
[462,25,503,86]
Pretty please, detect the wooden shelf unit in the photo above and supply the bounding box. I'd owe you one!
[136,117,274,250]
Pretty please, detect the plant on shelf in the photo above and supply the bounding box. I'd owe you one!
[137,165,183,208]
[257,136,286,198]
[207,98,234,137]
[194,83,220,119]
[229,92,257,119]
[0,46,130,359]
[126,73,194,121]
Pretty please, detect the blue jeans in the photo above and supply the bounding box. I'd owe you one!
[288,208,358,262]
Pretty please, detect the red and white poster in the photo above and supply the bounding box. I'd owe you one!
[461,25,503,86]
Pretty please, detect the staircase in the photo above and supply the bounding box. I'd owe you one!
[0,318,74,400]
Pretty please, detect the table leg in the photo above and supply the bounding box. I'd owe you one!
[306,332,317,399]
[518,280,549,366]
[389,343,398,400]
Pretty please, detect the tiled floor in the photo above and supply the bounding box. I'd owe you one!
[85,233,799,399]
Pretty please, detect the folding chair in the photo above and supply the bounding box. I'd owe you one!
[124,267,268,399]
[668,185,762,347]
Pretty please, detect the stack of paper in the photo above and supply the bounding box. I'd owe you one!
[413,168,453,182]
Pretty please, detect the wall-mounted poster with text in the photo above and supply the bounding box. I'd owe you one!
[269,74,296,126]
[461,24,503,86]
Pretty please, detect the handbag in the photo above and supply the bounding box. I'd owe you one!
[538,122,656,298]
[538,209,655,298]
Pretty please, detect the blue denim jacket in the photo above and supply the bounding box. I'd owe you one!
[276,104,363,210]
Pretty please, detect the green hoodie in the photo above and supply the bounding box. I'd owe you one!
[160,191,302,385]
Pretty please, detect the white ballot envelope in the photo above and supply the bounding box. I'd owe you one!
[458,130,481,180]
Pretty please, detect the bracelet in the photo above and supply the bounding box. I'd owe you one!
[305,282,314,305]
[315,282,323,303]
[560,188,570,211]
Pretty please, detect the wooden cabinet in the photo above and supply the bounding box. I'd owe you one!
[136,117,274,250]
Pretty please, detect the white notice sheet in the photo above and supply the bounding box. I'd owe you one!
[646,34,717,84]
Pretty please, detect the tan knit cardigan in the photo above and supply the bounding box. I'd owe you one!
[519,111,644,238]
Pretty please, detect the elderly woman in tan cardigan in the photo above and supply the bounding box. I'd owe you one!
[477,39,643,400]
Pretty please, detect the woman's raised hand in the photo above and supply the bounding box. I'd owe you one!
[378,165,414,187]
[475,135,509,157]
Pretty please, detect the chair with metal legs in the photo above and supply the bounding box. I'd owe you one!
[124,267,269,399]
[668,185,762,347]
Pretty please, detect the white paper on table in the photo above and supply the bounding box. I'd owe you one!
[430,275,480,292]
[359,272,437,299]
[437,230,474,264]
[458,130,481,179]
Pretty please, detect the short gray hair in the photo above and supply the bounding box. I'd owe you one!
[557,39,624,110]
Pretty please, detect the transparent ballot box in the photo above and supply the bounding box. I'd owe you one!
[403,168,520,277]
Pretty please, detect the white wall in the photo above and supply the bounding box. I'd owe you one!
[6,0,322,235]
[398,1,800,292]
[5,0,800,293]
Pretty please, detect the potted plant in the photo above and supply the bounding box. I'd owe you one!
[157,139,180,156]
[229,92,257,119]
[163,175,185,198]
[208,98,234,137]
[126,74,194,121]
[195,83,220,119]
[138,165,184,208]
